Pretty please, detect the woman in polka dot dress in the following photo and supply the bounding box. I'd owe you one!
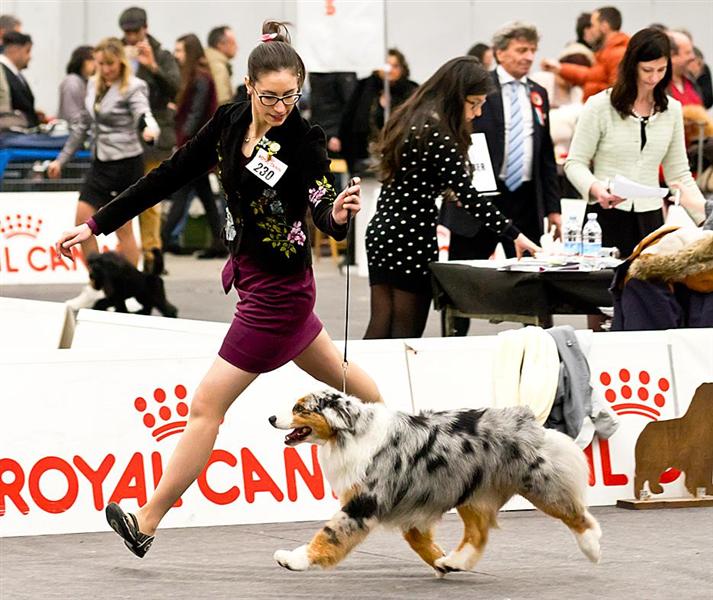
[364,57,540,338]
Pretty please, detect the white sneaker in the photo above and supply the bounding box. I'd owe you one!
[66,284,105,311]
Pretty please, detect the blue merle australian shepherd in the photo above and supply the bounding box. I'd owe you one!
[269,390,601,577]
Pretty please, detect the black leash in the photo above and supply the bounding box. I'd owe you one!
[341,178,355,394]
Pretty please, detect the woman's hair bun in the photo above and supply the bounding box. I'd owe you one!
[262,20,291,44]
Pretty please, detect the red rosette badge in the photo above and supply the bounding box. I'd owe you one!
[530,90,545,125]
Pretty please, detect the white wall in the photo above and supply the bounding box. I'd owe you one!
[4,0,713,116]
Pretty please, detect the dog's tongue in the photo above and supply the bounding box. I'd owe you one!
[285,426,311,443]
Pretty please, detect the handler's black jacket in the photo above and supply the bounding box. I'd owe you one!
[92,101,347,274]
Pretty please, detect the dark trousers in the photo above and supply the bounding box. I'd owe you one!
[161,174,223,249]
[588,204,663,259]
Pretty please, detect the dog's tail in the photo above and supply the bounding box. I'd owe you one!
[542,429,589,500]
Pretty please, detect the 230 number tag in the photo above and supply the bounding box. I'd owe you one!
[246,149,287,187]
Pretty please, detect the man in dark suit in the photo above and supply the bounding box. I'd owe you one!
[444,23,560,335]
[453,21,561,261]
[0,31,38,127]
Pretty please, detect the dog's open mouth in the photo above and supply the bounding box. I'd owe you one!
[285,426,312,445]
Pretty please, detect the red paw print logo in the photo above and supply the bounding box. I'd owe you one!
[599,369,670,420]
[134,385,189,441]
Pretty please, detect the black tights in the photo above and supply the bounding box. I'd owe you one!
[363,284,432,339]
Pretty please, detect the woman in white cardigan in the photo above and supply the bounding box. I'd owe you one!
[565,28,705,258]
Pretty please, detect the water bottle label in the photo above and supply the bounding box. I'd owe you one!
[563,240,580,255]
[582,242,601,256]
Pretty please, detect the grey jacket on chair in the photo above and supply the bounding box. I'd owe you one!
[57,75,157,166]
[545,325,618,446]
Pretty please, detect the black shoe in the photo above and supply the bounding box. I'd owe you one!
[196,247,228,259]
[105,502,155,558]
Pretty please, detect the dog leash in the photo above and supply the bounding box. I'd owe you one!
[341,179,355,395]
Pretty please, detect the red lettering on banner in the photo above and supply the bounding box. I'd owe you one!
[599,439,628,486]
[73,455,115,510]
[284,445,325,501]
[0,458,29,515]
[198,450,240,505]
[50,246,70,271]
[28,457,79,514]
[151,452,182,507]
[2,247,19,272]
[241,448,284,503]
[583,445,596,486]
[109,453,147,506]
[583,440,628,487]
[325,0,335,15]
[27,246,47,271]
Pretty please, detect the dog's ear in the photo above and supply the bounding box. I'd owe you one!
[316,391,361,432]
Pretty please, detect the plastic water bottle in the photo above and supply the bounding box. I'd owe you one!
[562,215,582,256]
[581,213,602,268]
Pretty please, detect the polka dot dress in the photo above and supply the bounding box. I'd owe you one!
[366,120,516,294]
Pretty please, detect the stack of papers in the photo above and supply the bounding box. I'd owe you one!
[446,256,621,272]
[609,175,668,199]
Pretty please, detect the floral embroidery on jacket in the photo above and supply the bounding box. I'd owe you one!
[256,137,281,159]
[258,217,305,257]
[251,188,278,216]
[308,176,336,206]
[287,221,306,246]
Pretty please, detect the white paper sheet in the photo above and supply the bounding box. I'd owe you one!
[609,174,668,199]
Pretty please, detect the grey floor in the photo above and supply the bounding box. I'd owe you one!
[2,508,712,599]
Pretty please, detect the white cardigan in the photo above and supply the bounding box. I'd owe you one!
[564,89,704,212]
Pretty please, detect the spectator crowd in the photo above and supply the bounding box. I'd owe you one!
[1,5,711,330]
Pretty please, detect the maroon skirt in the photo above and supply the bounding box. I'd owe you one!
[218,254,323,373]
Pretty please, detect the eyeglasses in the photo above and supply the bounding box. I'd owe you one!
[255,91,302,107]
[465,98,485,108]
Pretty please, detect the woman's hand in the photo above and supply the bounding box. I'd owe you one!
[669,181,705,218]
[55,223,93,261]
[142,128,158,143]
[332,177,361,225]
[47,160,62,179]
[590,181,625,209]
[327,137,341,153]
[514,233,542,258]
[541,59,561,74]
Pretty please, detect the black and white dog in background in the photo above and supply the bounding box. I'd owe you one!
[87,249,177,317]
[269,390,601,577]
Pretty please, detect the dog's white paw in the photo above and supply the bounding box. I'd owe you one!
[434,543,481,576]
[274,545,311,571]
[433,554,464,577]
[575,513,602,564]
[576,529,601,564]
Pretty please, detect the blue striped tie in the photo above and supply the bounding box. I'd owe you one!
[504,80,524,192]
